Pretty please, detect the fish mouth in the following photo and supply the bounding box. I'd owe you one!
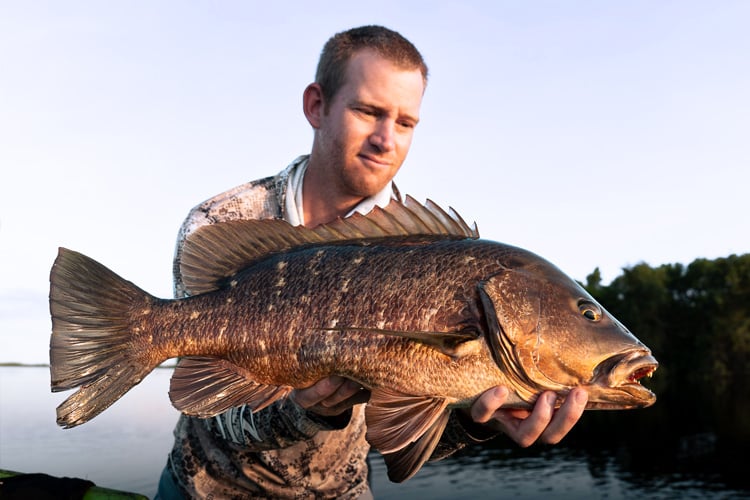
[587,349,658,409]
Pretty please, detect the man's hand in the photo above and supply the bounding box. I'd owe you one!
[292,376,371,417]
[468,386,588,447]
[293,377,587,446]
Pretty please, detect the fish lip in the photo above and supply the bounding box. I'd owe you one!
[607,349,658,386]
[589,349,659,408]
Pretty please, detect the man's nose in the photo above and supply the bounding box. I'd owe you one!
[370,120,395,152]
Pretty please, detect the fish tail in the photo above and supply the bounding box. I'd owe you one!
[49,248,161,428]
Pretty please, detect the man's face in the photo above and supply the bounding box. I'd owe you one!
[313,50,425,200]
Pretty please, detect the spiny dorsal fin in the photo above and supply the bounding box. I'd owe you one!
[180,196,479,296]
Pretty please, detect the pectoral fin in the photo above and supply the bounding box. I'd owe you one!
[365,387,451,482]
[319,327,479,356]
[169,357,292,417]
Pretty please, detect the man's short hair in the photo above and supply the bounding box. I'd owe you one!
[315,25,428,108]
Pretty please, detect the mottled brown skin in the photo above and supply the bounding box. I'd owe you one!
[50,234,656,433]
[147,241,512,403]
[131,239,653,411]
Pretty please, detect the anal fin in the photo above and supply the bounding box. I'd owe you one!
[169,357,292,417]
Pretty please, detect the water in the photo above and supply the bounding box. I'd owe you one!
[0,366,178,496]
[1,366,747,499]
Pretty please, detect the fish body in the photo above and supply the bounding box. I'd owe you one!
[49,197,657,482]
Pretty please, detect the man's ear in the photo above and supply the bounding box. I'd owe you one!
[303,83,324,129]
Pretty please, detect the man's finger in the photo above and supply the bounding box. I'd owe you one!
[539,387,588,445]
[320,379,367,408]
[501,391,557,447]
[292,376,347,409]
[471,386,510,423]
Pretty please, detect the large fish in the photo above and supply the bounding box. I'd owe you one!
[49,197,657,482]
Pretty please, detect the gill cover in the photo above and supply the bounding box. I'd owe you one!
[478,268,568,404]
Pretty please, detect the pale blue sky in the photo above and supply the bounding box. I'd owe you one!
[1,1,748,364]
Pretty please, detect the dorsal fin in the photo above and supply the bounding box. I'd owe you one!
[180,196,479,295]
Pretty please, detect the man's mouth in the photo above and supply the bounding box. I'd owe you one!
[359,153,391,168]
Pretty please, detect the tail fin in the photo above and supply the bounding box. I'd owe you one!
[49,248,161,428]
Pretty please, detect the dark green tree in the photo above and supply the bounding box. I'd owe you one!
[582,253,750,440]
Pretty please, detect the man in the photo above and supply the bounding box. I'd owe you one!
[158,25,587,499]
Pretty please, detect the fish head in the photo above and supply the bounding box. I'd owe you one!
[479,255,658,410]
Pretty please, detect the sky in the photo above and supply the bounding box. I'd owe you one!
[1,1,748,364]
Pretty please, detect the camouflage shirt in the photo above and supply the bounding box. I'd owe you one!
[164,156,497,499]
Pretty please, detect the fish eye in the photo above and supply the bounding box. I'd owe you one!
[578,301,602,322]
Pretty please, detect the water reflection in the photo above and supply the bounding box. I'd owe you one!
[370,398,750,499]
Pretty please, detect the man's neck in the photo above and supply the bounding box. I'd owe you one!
[301,165,362,228]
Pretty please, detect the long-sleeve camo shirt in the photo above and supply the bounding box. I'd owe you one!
[163,155,497,499]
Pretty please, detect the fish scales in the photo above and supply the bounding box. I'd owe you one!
[145,241,507,398]
[49,197,657,482]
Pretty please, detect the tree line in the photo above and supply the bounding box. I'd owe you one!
[581,252,750,443]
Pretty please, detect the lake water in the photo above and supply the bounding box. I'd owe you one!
[1,366,747,499]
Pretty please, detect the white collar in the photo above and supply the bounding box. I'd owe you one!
[284,158,394,226]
